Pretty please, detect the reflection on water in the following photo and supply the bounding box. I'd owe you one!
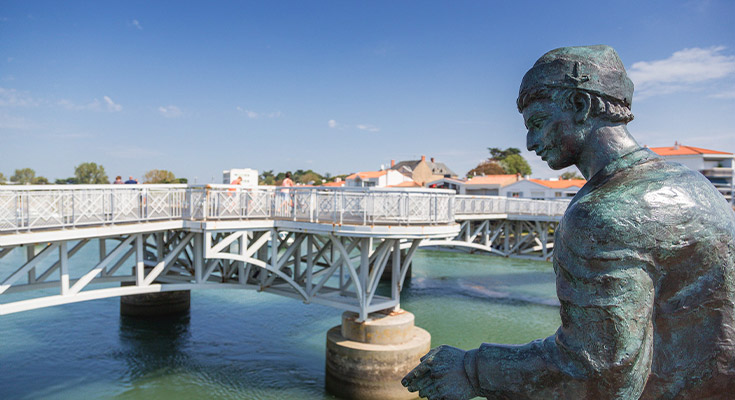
[0,249,560,399]
[117,313,192,381]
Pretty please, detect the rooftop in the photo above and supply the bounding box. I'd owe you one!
[465,174,521,186]
[527,178,587,189]
[649,144,733,156]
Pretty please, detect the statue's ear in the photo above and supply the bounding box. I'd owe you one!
[572,91,591,124]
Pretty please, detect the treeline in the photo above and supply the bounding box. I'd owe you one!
[0,163,186,185]
[467,147,533,177]
[259,169,348,186]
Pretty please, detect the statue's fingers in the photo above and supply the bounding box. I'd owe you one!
[401,363,429,387]
[420,346,440,363]
[405,372,434,392]
[418,382,440,400]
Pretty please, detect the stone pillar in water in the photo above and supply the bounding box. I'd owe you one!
[120,267,190,317]
[325,310,430,400]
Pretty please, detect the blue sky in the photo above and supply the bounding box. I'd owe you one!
[1,0,734,182]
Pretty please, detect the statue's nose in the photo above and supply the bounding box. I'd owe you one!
[527,131,540,152]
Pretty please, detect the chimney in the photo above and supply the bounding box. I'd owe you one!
[421,155,426,162]
[391,159,395,167]
[430,157,435,163]
[674,141,680,150]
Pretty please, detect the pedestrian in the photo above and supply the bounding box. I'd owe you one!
[113,176,123,184]
[124,176,138,184]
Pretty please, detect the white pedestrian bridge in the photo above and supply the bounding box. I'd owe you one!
[0,185,568,319]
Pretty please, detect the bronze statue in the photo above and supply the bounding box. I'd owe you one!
[402,45,735,399]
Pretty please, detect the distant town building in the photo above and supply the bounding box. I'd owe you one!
[390,156,457,186]
[500,178,586,200]
[321,178,346,188]
[345,170,414,188]
[649,143,734,203]
[223,168,258,188]
[426,174,522,195]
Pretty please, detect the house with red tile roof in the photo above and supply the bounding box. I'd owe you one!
[649,142,733,203]
[345,169,414,188]
[499,178,586,200]
[321,180,346,188]
[426,174,523,195]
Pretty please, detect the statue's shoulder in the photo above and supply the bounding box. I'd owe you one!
[562,157,734,251]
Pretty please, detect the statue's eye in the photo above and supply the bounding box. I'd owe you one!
[531,117,546,130]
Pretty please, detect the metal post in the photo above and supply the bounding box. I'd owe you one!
[392,239,400,308]
[360,238,369,319]
[306,234,313,297]
[59,241,69,295]
[135,234,144,285]
[26,244,35,284]
[194,233,203,283]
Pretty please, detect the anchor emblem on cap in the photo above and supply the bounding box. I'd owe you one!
[566,62,590,85]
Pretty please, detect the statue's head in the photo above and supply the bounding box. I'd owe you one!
[517,45,635,170]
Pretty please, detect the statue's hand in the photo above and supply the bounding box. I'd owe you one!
[401,345,475,400]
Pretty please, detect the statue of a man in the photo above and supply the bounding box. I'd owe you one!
[403,45,735,399]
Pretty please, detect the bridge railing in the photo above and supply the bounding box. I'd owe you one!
[455,195,569,217]
[0,185,456,233]
[198,186,455,225]
[0,185,188,232]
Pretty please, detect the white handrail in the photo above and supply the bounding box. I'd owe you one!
[0,185,456,232]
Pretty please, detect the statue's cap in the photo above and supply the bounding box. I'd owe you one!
[518,45,634,110]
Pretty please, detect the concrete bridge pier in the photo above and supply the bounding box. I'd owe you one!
[325,310,430,400]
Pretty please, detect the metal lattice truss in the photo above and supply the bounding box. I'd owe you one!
[0,229,420,320]
[422,218,559,261]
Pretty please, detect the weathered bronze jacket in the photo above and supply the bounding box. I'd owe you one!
[465,149,735,399]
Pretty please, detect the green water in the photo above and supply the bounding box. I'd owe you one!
[0,249,559,399]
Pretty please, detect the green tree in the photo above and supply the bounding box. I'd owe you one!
[31,176,49,184]
[298,171,323,185]
[561,171,583,180]
[143,169,177,183]
[488,147,521,161]
[74,162,109,184]
[467,161,506,178]
[259,170,275,185]
[0,172,6,184]
[501,154,532,176]
[55,177,79,184]
[11,168,36,184]
[175,177,188,184]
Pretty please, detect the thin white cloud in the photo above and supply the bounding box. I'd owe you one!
[236,106,281,119]
[710,88,735,99]
[131,19,143,30]
[628,46,735,99]
[328,119,338,128]
[58,96,121,112]
[0,111,39,130]
[103,96,122,112]
[158,105,182,118]
[356,124,380,132]
[0,87,40,107]
[58,98,96,111]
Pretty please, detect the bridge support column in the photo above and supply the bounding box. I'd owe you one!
[120,267,191,317]
[325,310,430,400]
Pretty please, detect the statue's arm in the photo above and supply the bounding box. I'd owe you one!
[466,253,655,398]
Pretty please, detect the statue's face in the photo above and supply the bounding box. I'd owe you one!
[522,99,585,170]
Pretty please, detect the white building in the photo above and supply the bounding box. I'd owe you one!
[345,170,414,188]
[223,168,258,188]
[500,178,586,200]
[650,143,734,203]
[426,175,522,195]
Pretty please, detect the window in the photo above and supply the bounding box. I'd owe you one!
[508,192,522,198]
[555,192,562,197]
